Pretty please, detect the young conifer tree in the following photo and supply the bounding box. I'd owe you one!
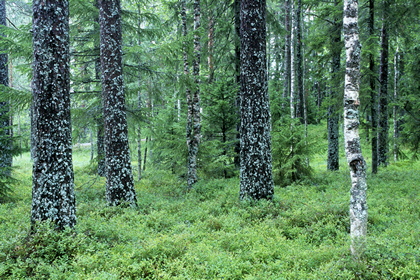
[98,0,137,206]
[239,0,274,200]
[31,0,76,229]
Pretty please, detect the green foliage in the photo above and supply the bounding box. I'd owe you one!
[1,151,419,279]
[272,117,314,187]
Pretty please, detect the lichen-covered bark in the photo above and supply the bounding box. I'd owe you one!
[327,1,342,171]
[99,0,136,206]
[31,0,76,229]
[368,0,378,174]
[0,0,12,177]
[239,0,274,200]
[377,1,389,167]
[343,0,367,258]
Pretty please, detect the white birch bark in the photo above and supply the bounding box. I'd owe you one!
[343,0,368,259]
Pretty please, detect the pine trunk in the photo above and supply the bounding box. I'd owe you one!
[283,0,291,110]
[327,0,342,171]
[31,0,76,229]
[377,1,389,167]
[99,0,136,206]
[0,0,12,177]
[343,0,368,259]
[393,50,402,162]
[295,0,305,124]
[239,0,273,200]
[368,0,378,174]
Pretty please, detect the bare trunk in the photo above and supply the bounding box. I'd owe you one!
[343,0,368,259]
[295,0,305,124]
[99,0,136,206]
[239,0,273,200]
[368,0,378,174]
[377,1,389,167]
[393,50,402,162]
[283,0,291,111]
[290,0,296,119]
[0,0,12,176]
[31,0,76,229]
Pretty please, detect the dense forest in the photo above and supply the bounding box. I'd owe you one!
[0,0,419,279]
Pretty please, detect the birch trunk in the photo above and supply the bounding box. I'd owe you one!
[99,0,136,206]
[239,0,274,200]
[290,0,296,119]
[343,0,368,259]
[31,0,76,229]
[0,0,12,177]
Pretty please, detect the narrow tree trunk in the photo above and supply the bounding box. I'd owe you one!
[239,0,273,200]
[283,0,291,110]
[343,0,368,259]
[290,0,296,119]
[94,55,106,177]
[99,0,136,206]
[0,0,12,177]
[207,13,215,84]
[327,0,342,171]
[377,1,389,167]
[295,0,305,124]
[393,49,402,162]
[233,0,241,168]
[31,0,76,229]
[368,0,378,174]
[136,90,142,181]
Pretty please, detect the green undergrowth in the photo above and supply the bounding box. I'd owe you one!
[0,152,419,279]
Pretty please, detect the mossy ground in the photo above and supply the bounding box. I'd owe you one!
[0,146,419,279]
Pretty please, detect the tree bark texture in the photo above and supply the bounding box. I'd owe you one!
[31,0,76,229]
[393,50,402,162]
[377,1,389,167]
[368,0,378,174]
[295,0,305,124]
[239,0,274,200]
[186,0,201,189]
[0,0,12,176]
[343,0,368,258]
[99,0,136,206]
[283,0,291,110]
[327,0,342,171]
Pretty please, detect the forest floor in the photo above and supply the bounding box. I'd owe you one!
[0,147,419,279]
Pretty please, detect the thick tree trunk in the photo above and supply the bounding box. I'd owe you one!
[239,0,273,200]
[377,1,389,167]
[99,0,136,206]
[343,0,368,259]
[0,0,12,177]
[368,0,378,174]
[31,0,76,229]
[327,0,342,171]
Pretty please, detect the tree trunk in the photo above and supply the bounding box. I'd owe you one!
[31,0,76,229]
[185,0,202,189]
[295,0,305,124]
[393,49,402,162]
[343,0,368,259]
[377,0,389,167]
[0,0,12,177]
[290,0,296,119]
[327,0,342,171]
[283,0,291,111]
[239,0,274,200]
[368,0,378,174]
[99,0,136,206]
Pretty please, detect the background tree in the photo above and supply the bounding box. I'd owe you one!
[31,0,76,229]
[343,0,367,259]
[239,0,274,200]
[99,0,137,206]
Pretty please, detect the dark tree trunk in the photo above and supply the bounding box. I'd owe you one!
[393,50,402,162]
[283,0,291,110]
[31,0,76,229]
[368,0,378,174]
[295,0,305,124]
[343,0,368,259]
[94,55,105,177]
[377,1,389,167]
[239,0,274,200]
[327,0,342,171]
[99,0,136,206]
[186,0,201,189]
[233,0,241,168]
[0,0,12,177]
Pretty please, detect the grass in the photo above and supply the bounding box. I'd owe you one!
[0,145,419,279]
